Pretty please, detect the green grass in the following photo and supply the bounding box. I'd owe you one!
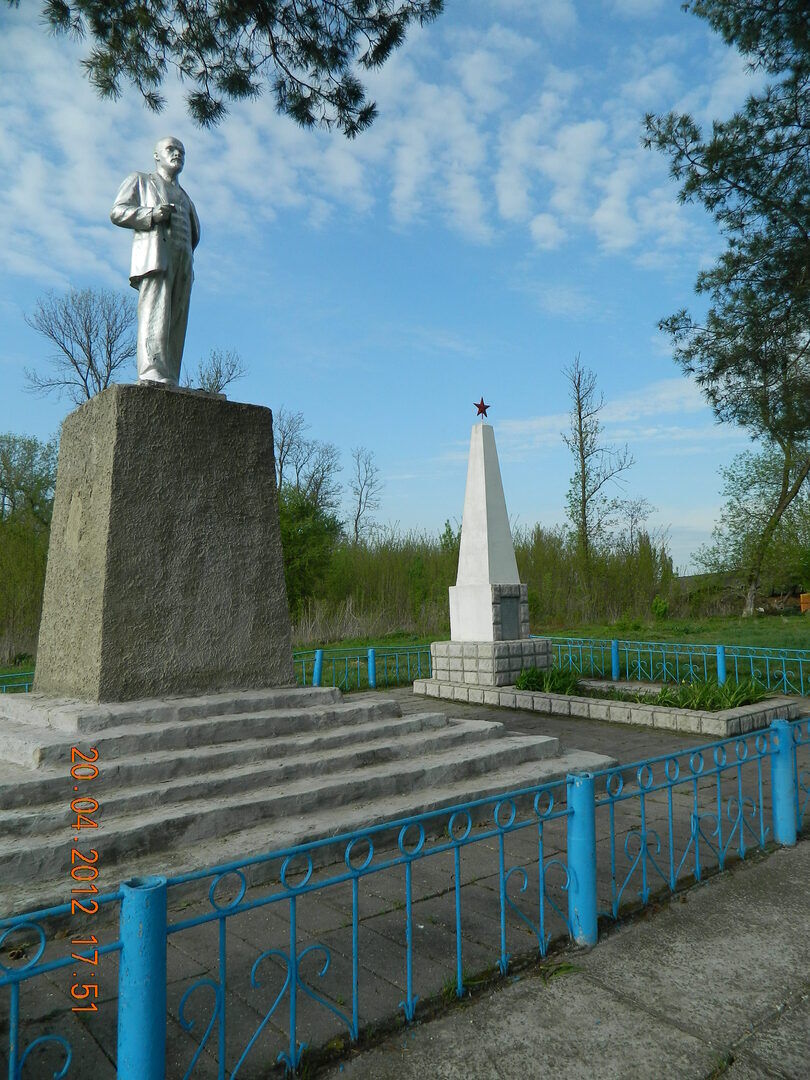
[516,667,772,710]
[596,678,770,710]
[292,632,436,651]
[653,679,770,709]
[297,613,810,653]
[0,659,34,678]
[515,666,581,694]
[534,613,810,651]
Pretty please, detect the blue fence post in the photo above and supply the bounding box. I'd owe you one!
[566,773,598,946]
[770,719,798,846]
[716,645,727,686]
[118,875,167,1079]
[368,648,377,690]
[611,640,620,681]
[313,649,324,688]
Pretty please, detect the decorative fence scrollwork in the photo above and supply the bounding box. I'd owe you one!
[2,719,809,1076]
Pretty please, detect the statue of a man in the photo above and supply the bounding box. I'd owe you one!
[111,136,200,386]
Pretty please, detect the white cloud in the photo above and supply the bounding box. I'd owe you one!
[497,377,725,458]
[619,63,680,108]
[494,85,570,225]
[0,0,767,283]
[496,110,546,222]
[538,0,578,36]
[482,0,577,36]
[538,120,609,218]
[600,378,705,423]
[498,412,570,450]
[611,0,665,16]
[591,157,640,251]
[530,283,601,318]
[452,46,510,116]
[529,213,566,249]
[675,46,765,127]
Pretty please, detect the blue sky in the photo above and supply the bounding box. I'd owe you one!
[0,0,762,570]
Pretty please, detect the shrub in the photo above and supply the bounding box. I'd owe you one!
[651,595,669,619]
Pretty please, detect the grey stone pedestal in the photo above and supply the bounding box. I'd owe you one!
[430,638,551,687]
[33,382,294,701]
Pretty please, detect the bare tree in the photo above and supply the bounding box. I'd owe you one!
[273,407,308,491]
[24,288,136,403]
[272,406,342,511]
[183,348,247,395]
[301,442,343,512]
[562,355,633,575]
[349,446,383,542]
[618,497,655,551]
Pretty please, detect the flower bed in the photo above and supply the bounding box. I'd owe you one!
[413,677,803,737]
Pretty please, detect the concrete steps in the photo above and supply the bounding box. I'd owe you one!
[0,688,614,918]
[0,710,452,810]
[1,716,507,833]
[1,692,394,768]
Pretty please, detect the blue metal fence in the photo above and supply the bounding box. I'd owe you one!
[551,636,810,694]
[293,645,432,690]
[3,636,809,697]
[0,646,433,697]
[0,672,33,694]
[3,717,810,1078]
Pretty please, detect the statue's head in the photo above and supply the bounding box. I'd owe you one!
[154,136,185,178]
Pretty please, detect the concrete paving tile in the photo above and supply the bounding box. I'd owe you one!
[9,1008,116,1079]
[40,936,206,1007]
[283,928,408,1045]
[165,962,289,1080]
[424,877,570,966]
[411,890,501,949]
[577,844,810,1047]
[352,915,456,1003]
[360,857,469,905]
[324,967,719,1080]
[734,988,810,1080]
[11,972,113,1064]
[418,881,542,961]
[165,1017,222,1080]
[723,1049,791,1079]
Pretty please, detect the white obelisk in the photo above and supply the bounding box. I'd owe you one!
[449,423,520,641]
[421,409,551,693]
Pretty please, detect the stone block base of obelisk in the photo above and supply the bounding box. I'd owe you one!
[33,382,295,702]
[430,583,551,686]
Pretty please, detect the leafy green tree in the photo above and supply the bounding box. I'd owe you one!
[12,1,444,133]
[645,0,810,615]
[645,0,810,444]
[0,433,58,662]
[695,444,810,611]
[438,518,460,558]
[277,486,343,613]
[0,433,58,527]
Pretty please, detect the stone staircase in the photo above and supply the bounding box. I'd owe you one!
[0,687,613,917]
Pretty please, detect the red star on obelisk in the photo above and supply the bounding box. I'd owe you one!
[474,397,490,418]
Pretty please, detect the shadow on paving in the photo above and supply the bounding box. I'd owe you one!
[2,692,807,1078]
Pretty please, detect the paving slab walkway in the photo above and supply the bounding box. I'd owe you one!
[2,689,808,1079]
[323,836,810,1080]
